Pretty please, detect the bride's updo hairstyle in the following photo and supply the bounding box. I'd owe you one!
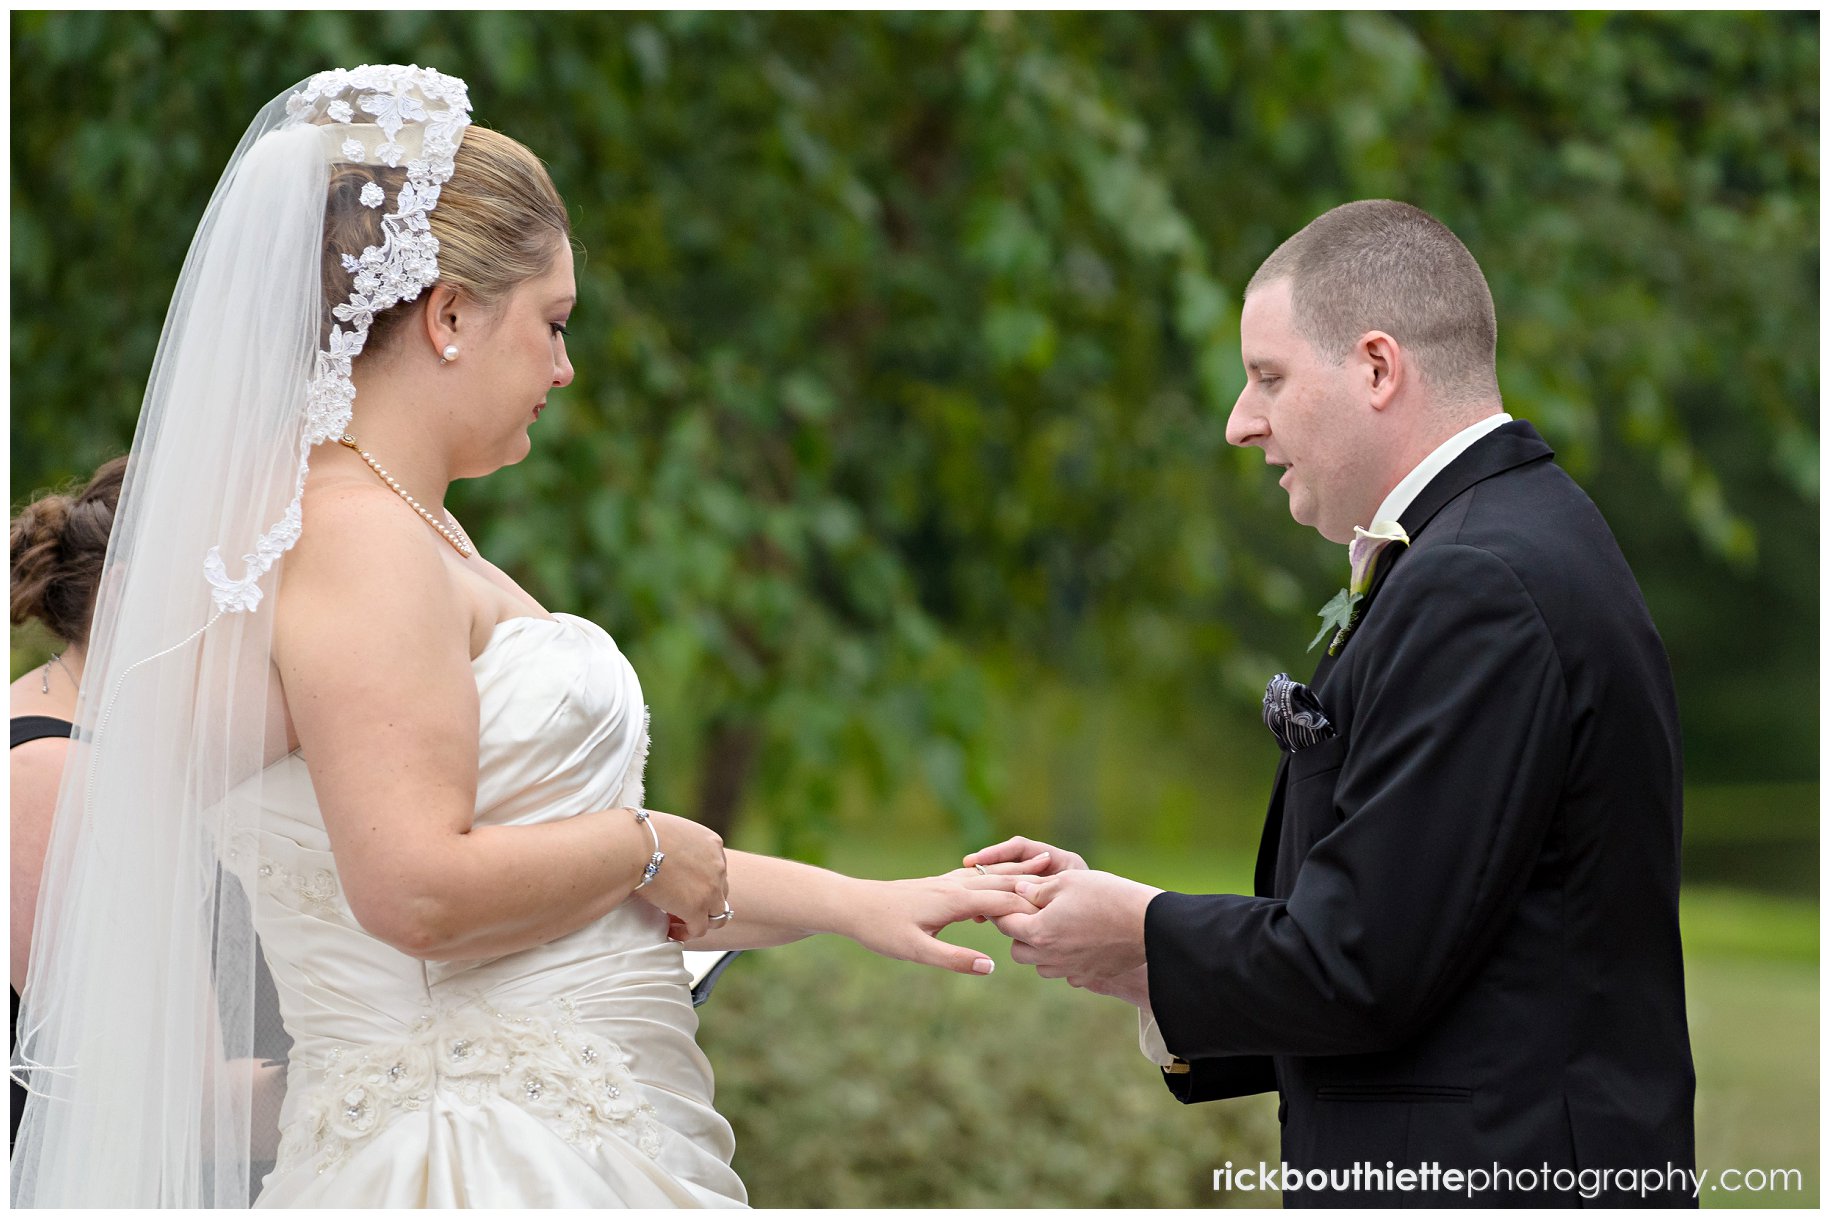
[10,455,128,646]
[321,125,571,354]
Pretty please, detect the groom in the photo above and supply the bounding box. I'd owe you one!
[971,201,1696,1206]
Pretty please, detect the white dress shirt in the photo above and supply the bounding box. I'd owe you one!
[1136,411,1516,1068]
[1370,412,1513,528]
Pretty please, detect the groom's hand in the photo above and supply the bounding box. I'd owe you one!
[1077,964,1152,1009]
[991,870,1161,981]
[963,836,1088,875]
[940,852,1055,921]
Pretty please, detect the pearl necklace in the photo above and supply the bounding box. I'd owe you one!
[336,435,476,558]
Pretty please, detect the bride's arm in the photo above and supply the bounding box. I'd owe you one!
[274,484,728,960]
[679,850,1039,975]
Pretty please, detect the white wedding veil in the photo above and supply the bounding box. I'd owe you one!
[11,65,471,1206]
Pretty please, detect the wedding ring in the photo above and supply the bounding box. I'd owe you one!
[707,900,735,925]
[974,863,989,875]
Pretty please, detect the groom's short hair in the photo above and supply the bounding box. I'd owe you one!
[1247,200,1501,410]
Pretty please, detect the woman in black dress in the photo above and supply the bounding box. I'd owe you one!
[9,456,125,1147]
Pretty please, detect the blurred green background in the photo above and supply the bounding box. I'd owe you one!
[10,11,1817,1207]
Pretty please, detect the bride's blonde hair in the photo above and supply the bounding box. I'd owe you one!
[322,125,571,351]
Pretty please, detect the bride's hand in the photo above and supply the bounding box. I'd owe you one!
[843,875,1038,976]
[628,809,728,941]
[939,852,1055,922]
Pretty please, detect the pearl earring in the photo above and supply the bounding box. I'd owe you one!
[439,344,460,365]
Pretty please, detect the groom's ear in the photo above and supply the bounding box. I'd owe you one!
[1357,330,1405,412]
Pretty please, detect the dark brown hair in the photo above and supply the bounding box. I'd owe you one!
[11,455,128,646]
[321,126,571,353]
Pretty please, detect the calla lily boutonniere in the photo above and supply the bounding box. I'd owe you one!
[1307,520,1411,655]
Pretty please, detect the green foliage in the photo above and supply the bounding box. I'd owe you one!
[1681,783,1818,897]
[9,13,1818,851]
[1308,588,1358,653]
[698,918,1282,1207]
[1680,883,1820,965]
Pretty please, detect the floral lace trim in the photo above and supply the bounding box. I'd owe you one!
[205,64,472,614]
[222,836,347,919]
[275,998,665,1177]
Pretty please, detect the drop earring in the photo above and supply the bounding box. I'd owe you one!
[439,344,460,365]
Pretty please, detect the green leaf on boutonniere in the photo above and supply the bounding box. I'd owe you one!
[1308,587,1361,652]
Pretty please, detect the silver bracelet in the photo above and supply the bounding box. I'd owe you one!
[632,809,665,889]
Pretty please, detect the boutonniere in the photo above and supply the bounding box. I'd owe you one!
[1308,520,1410,655]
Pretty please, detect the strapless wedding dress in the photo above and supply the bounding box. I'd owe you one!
[239,613,746,1207]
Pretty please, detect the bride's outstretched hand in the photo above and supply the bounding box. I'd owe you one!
[845,875,1039,976]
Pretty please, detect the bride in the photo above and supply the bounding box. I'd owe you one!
[10,65,1034,1207]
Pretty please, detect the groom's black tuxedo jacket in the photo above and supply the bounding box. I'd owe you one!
[1144,422,1696,1207]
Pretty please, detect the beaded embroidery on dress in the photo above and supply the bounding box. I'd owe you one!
[274,998,666,1179]
[243,614,745,1207]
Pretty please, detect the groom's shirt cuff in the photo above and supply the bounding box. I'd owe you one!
[1138,1012,1178,1068]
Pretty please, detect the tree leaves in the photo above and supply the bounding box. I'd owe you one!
[10,12,1818,842]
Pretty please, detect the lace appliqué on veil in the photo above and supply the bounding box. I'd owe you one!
[205,65,472,614]
[275,998,665,1177]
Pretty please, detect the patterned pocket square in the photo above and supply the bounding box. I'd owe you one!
[1263,672,1336,753]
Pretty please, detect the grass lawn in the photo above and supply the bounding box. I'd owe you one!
[1679,888,1818,1208]
[698,839,1816,1207]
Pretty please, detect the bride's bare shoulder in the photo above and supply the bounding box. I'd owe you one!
[291,476,421,564]
[278,478,466,646]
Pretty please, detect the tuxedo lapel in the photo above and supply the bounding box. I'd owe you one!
[1266,421,1559,892]
[1308,637,1347,691]
[1311,420,1554,693]
[1393,420,1555,549]
[1253,754,1290,898]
